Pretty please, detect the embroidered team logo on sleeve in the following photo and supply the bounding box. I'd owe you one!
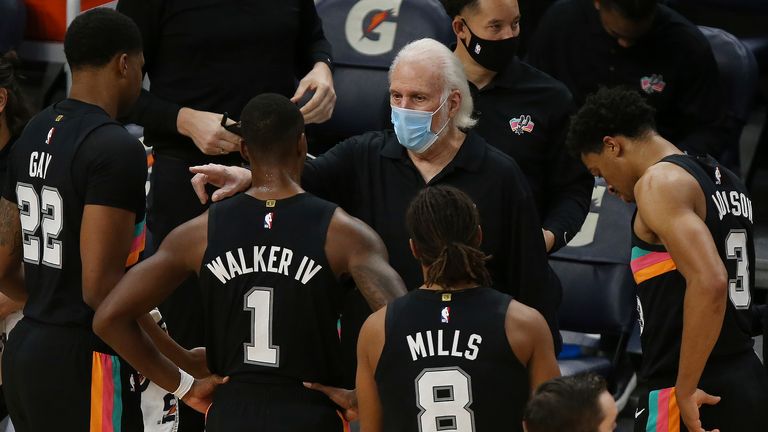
[509,115,535,135]
[264,212,274,229]
[640,74,666,94]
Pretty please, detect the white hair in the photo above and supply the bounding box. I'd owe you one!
[389,38,477,129]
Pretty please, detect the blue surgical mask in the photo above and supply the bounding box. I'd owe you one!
[391,97,450,154]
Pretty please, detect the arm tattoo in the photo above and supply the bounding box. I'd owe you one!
[0,199,22,257]
[351,260,406,311]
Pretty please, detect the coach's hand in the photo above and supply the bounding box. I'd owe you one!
[190,164,251,204]
[677,388,720,432]
[292,62,336,124]
[182,374,229,414]
[177,108,242,156]
[303,382,357,422]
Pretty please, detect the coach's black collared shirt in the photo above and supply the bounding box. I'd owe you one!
[527,0,726,156]
[303,130,552,318]
[470,57,593,252]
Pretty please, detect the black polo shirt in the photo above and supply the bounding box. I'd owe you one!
[471,57,593,252]
[527,0,726,156]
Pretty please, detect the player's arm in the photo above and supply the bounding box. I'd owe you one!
[356,308,386,432]
[327,208,407,310]
[93,213,227,412]
[0,198,26,302]
[636,167,725,430]
[505,300,560,392]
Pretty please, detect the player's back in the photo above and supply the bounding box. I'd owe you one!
[4,99,137,328]
[632,154,755,381]
[199,192,344,386]
[375,287,529,432]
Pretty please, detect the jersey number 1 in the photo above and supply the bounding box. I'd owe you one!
[243,287,280,367]
[17,183,63,268]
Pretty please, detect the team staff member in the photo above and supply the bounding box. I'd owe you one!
[443,0,592,253]
[528,0,727,158]
[357,186,559,432]
[569,87,768,432]
[0,9,211,431]
[94,94,406,432]
[116,1,336,427]
[190,39,555,386]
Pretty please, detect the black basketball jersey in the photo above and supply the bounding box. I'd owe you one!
[1,99,146,329]
[631,154,754,381]
[198,192,345,386]
[375,288,529,432]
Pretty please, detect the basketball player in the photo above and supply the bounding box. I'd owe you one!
[94,93,407,431]
[568,87,768,432]
[356,185,559,432]
[0,8,211,432]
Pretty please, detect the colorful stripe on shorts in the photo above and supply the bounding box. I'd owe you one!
[646,387,680,432]
[125,217,146,267]
[631,246,677,284]
[90,352,123,432]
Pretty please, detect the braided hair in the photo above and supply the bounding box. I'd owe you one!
[0,52,32,139]
[406,185,491,289]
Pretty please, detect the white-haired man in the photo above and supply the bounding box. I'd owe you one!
[189,38,555,397]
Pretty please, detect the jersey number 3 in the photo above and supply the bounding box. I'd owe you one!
[17,183,63,268]
[243,287,280,367]
[416,367,476,432]
[725,230,750,309]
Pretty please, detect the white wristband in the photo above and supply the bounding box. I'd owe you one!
[172,369,194,400]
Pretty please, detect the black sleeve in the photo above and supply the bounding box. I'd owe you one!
[541,94,593,253]
[295,0,333,77]
[74,125,147,216]
[117,0,181,135]
[672,39,729,156]
[301,137,360,208]
[503,173,560,345]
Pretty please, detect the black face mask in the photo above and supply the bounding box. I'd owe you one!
[461,19,519,72]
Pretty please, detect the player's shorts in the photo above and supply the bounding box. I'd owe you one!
[2,318,143,432]
[205,380,344,432]
[634,351,768,432]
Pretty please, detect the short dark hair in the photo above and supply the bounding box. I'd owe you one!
[600,0,657,21]
[240,93,304,162]
[64,8,142,69]
[0,52,32,138]
[524,374,608,432]
[566,86,656,155]
[406,185,491,288]
[441,0,481,18]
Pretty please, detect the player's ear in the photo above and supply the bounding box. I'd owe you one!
[409,239,420,260]
[0,88,7,114]
[298,132,308,159]
[117,53,129,78]
[474,225,483,247]
[602,135,620,157]
[240,140,250,163]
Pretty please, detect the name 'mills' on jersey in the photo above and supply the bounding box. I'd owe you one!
[631,154,755,381]
[198,192,345,386]
[375,288,529,432]
[1,99,146,329]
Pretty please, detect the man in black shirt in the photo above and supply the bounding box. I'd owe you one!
[94,94,406,432]
[0,9,205,431]
[527,0,727,158]
[115,2,337,427]
[191,39,557,385]
[442,0,592,253]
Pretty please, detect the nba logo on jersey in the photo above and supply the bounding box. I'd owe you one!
[45,127,55,145]
[715,166,722,185]
[440,306,450,323]
[264,212,274,229]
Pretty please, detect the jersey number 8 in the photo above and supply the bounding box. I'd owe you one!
[415,367,476,432]
[16,183,63,268]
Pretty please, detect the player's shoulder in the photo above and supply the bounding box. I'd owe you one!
[79,124,145,163]
[636,159,699,203]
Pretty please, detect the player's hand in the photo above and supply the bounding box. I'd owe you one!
[542,229,555,252]
[676,388,720,432]
[181,374,229,414]
[186,347,210,379]
[291,62,336,124]
[189,164,251,204]
[303,382,357,421]
[177,108,242,156]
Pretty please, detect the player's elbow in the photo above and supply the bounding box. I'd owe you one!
[695,269,728,304]
[92,303,118,342]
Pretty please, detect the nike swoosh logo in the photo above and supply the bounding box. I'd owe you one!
[635,408,646,419]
